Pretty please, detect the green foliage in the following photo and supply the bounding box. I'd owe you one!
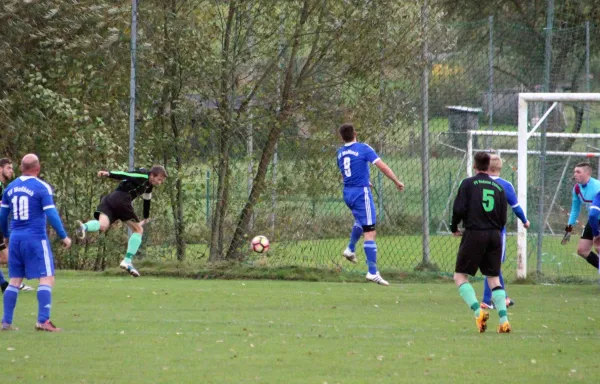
[2,0,600,278]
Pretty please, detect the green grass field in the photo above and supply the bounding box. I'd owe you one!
[2,272,599,383]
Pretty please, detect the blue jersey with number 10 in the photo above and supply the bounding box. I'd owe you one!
[336,142,380,188]
[0,176,56,239]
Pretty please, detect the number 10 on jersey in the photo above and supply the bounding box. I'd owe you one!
[12,196,29,220]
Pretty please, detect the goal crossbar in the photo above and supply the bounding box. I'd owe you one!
[469,130,600,139]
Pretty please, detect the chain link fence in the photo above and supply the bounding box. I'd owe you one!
[135,16,600,282]
[3,1,600,281]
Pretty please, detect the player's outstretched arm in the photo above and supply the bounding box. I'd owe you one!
[374,160,404,191]
[99,170,132,180]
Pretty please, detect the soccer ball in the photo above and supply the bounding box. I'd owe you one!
[251,235,270,253]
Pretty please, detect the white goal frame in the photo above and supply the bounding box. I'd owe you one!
[465,93,600,279]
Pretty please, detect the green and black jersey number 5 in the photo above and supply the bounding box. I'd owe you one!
[482,188,495,212]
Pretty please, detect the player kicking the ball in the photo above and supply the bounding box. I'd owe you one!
[75,166,167,277]
[337,123,404,286]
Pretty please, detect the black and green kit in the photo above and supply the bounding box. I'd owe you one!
[94,169,153,224]
[451,173,508,277]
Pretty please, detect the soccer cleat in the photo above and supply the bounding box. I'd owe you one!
[35,320,62,332]
[120,259,140,278]
[1,323,18,331]
[506,297,515,307]
[497,322,512,333]
[475,310,490,333]
[366,272,389,286]
[342,248,357,264]
[19,283,34,292]
[480,302,495,310]
[75,220,86,240]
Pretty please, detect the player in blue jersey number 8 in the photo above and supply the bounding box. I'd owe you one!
[336,123,404,286]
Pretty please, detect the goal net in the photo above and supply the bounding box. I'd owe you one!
[467,93,600,280]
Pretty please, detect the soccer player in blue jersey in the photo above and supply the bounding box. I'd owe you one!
[337,123,404,286]
[588,193,600,261]
[75,166,167,277]
[563,163,600,271]
[480,155,530,310]
[0,154,72,332]
[0,158,33,294]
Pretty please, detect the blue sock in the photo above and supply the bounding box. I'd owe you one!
[483,271,506,305]
[348,224,363,252]
[37,285,52,323]
[0,269,7,285]
[2,285,19,324]
[482,277,492,304]
[364,240,378,274]
[499,271,506,293]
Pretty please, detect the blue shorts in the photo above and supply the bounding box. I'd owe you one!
[8,237,55,279]
[343,187,376,228]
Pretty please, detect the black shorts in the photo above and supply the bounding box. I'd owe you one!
[94,191,139,224]
[580,221,600,241]
[455,229,503,277]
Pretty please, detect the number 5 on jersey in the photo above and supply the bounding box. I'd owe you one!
[12,196,29,220]
[482,189,495,212]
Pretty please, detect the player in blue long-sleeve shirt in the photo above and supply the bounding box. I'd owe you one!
[586,192,600,265]
[563,163,600,271]
[0,154,71,331]
[480,155,530,310]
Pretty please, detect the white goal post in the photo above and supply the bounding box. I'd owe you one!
[465,93,600,279]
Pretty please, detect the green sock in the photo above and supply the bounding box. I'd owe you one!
[492,289,508,324]
[125,233,143,261]
[84,220,101,232]
[458,282,480,317]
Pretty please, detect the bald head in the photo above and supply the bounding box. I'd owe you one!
[21,154,40,175]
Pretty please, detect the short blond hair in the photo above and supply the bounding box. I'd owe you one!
[489,154,503,173]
